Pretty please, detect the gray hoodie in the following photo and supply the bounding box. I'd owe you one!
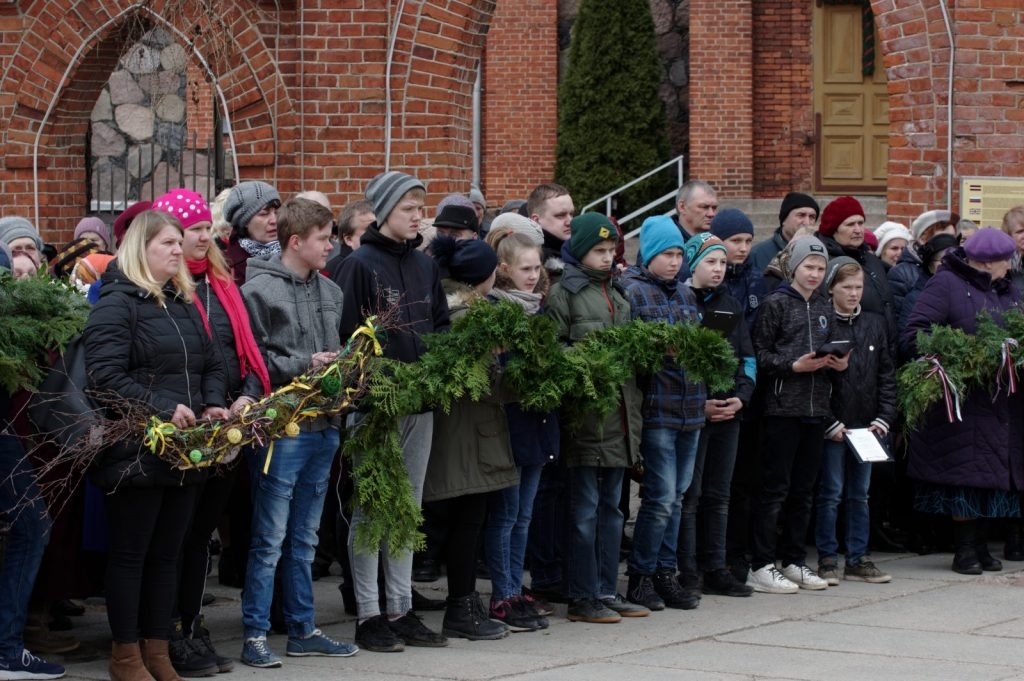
[241,253,344,431]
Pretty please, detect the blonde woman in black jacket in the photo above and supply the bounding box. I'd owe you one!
[84,210,228,681]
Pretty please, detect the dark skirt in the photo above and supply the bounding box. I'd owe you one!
[913,482,1020,518]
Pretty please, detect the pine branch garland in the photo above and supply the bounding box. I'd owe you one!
[0,274,90,393]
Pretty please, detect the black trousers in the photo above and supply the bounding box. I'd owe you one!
[750,417,825,569]
[106,484,199,642]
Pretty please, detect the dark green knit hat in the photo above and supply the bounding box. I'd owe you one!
[569,213,618,261]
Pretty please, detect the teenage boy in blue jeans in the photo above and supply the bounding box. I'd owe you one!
[239,198,357,666]
[545,213,644,623]
[620,219,706,611]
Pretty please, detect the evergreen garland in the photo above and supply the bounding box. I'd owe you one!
[0,273,90,393]
[898,308,1024,429]
[346,300,738,553]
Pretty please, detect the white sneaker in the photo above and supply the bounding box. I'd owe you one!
[781,563,829,590]
[747,565,799,594]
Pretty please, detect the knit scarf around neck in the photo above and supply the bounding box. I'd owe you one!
[187,258,272,395]
[238,238,281,259]
[489,286,543,315]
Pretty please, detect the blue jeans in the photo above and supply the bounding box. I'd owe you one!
[566,466,624,600]
[679,420,740,574]
[0,434,50,659]
[628,428,701,575]
[815,439,872,566]
[242,428,339,639]
[484,463,543,600]
[526,462,567,592]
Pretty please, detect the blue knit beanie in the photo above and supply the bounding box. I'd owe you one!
[710,208,754,241]
[639,215,685,267]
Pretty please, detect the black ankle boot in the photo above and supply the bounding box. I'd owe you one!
[975,519,1002,571]
[1004,520,1024,561]
[442,592,508,641]
[952,520,983,575]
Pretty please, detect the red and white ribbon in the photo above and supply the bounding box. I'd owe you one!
[924,355,962,423]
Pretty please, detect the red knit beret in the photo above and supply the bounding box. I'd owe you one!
[818,196,865,237]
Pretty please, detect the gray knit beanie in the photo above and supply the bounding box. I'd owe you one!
[365,171,425,225]
[223,181,280,235]
[0,217,43,252]
[787,236,829,279]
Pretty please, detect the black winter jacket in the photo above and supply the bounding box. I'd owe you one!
[194,275,262,400]
[333,223,450,365]
[824,308,897,438]
[84,270,226,490]
[690,284,756,409]
[819,235,896,347]
[752,283,835,419]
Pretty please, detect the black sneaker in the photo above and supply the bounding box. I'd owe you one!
[677,571,703,599]
[387,611,448,647]
[193,617,236,672]
[652,570,700,610]
[169,628,218,677]
[355,615,404,653]
[702,568,754,597]
[566,598,621,623]
[626,574,665,611]
[511,595,549,629]
[489,598,541,633]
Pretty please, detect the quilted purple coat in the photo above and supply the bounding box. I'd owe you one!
[902,251,1023,491]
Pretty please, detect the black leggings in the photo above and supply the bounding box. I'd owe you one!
[439,493,488,599]
[105,484,199,642]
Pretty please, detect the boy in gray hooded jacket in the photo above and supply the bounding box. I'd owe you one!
[239,197,356,667]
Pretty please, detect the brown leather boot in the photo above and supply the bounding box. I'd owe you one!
[109,641,156,681]
[140,639,184,681]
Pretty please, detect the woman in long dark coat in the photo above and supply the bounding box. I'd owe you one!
[902,229,1023,575]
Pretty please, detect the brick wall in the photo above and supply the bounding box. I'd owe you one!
[876,0,1024,225]
[480,0,558,205]
[688,0,753,197]
[751,0,814,198]
[0,0,497,243]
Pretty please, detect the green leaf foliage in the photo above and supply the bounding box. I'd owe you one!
[555,0,670,208]
[347,301,737,555]
[0,274,90,393]
[898,309,1024,429]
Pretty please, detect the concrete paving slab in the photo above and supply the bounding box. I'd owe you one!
[815,581,1024,633]
[718,620,1024,667]
[612,639,1019,681]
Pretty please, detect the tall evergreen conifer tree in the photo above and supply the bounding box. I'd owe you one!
[555,0,669,211]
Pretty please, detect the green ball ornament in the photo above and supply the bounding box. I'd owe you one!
[320,374,341,396]
[189,449,203,464]
[265,408,278,419]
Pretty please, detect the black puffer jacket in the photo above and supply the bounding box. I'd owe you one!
[333,223,450,364]
[819,234,896,347]
[84,270,226,490]
[751,283,835,419]
[194,274,262,400]
[824,308,897,437]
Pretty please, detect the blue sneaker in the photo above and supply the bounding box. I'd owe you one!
[240,637,282,668]
[0,649,66,680]
[286,629,358,657]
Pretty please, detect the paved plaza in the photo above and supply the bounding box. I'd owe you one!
[57,550,1024,681]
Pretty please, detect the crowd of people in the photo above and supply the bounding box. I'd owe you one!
[2,174,1023,680]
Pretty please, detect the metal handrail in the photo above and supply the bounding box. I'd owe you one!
[580,155,684,238]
